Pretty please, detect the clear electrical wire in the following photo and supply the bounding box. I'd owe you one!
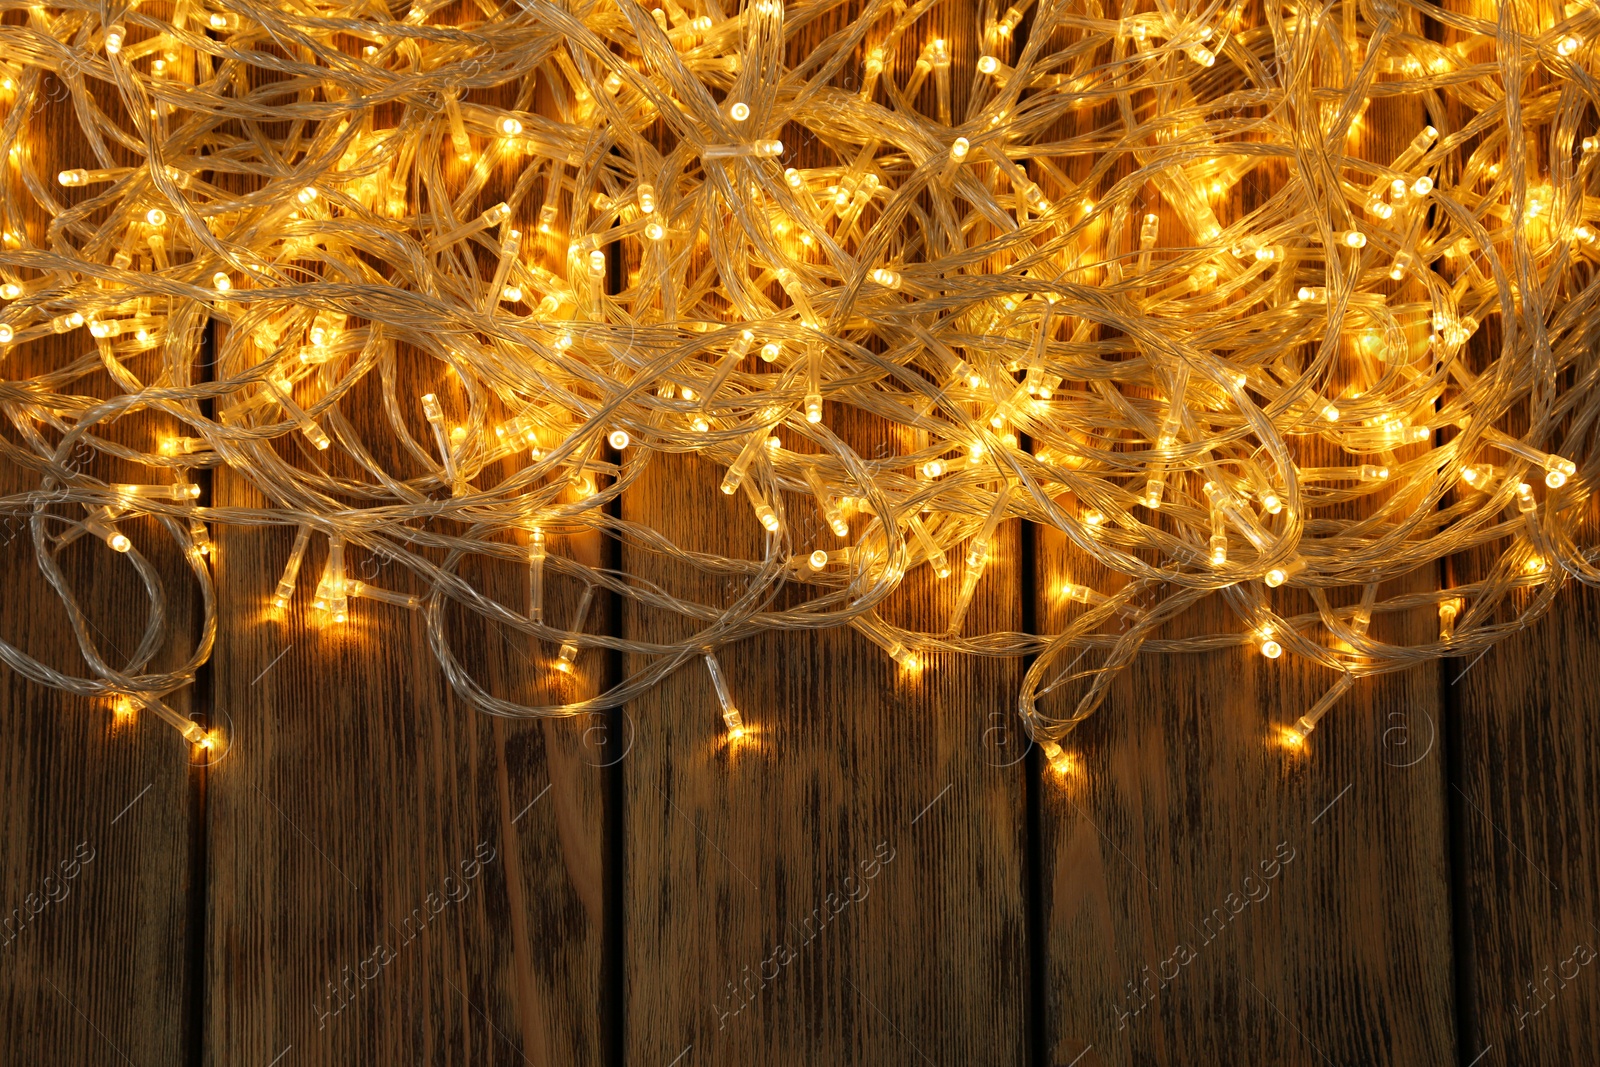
[0,0,1595,757]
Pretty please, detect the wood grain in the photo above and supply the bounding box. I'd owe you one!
[1449,580,1600,1063]
[0,70,196,1067]
[622,449,1030,1066]
[205,477,609,1065]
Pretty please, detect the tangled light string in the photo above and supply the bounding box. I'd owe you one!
[0,0,1597,762]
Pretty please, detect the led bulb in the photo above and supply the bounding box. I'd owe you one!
[729,101,750,121]
[1039,739,1074,776]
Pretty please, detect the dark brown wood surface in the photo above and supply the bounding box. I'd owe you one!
[1453,581,1600,1064]
[1,4,1597,1067]
[0,72,197,1067]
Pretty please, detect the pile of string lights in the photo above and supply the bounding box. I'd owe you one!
[1,0,1597,764]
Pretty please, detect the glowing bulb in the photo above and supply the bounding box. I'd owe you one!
[1261,638,1283,659]
[213,272,231,291]
[1039,739,1074,776]
[608,429,631,450]
[808,549,828,570]
[0,324,13,344]
[729,101,750,121]
[146,208,167,227]
[499,116,524,135]
[950,138,969,162]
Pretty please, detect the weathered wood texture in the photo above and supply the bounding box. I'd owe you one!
[1452,581,1600,1063]
[205,477,608,1066]
[0,71,196,1067]
[622,451,1029,1066]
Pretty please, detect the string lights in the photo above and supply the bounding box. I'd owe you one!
[0,0,1596,762]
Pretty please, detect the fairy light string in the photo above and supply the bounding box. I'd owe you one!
[0,0,1595,760]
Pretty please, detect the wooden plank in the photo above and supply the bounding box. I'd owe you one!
[1449,580,1600,1062]
[0,68,195,1067]
[620,4,1030,1060]
[202,31,610,1062]
[1032,12,1459,1063]
[623,451,1029,1066]
[1438,0,1600,1056]
[206,480,609,1065]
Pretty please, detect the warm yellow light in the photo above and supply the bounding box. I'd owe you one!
[0,0,1587,761]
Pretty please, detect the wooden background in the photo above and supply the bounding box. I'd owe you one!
[2,0,1599,1065]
